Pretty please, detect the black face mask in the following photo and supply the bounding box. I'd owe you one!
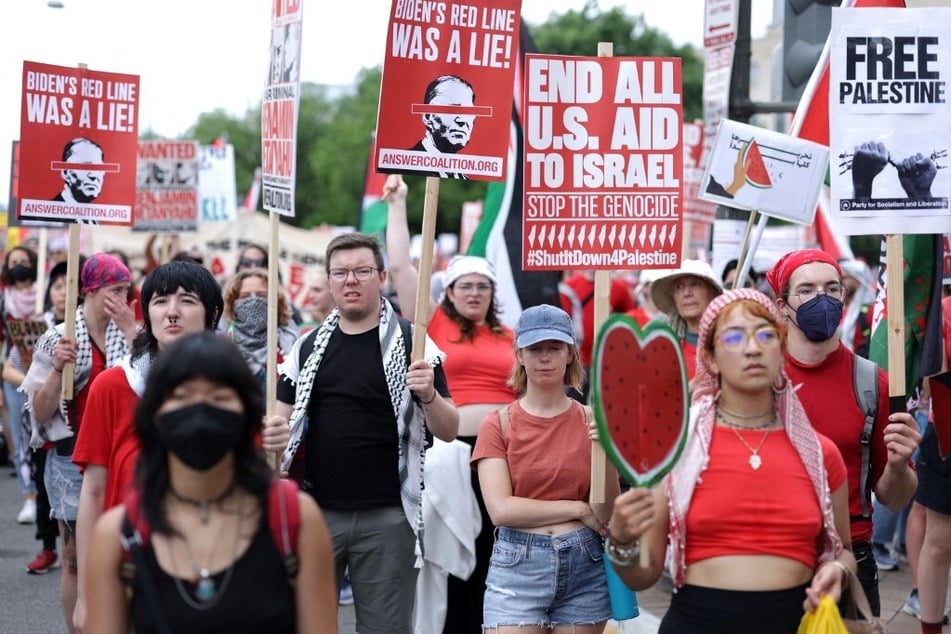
[9,264,32,283]
[156,402,246,471]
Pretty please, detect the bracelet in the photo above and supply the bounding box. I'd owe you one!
[419,391,437,405]
[51,366,63,373]
[604,536,639,568]
[827,560,851,588]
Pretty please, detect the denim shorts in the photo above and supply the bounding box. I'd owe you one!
[45,447,82,521]
[482,526,611,629]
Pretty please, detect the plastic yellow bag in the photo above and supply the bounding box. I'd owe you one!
[798,595,848,634]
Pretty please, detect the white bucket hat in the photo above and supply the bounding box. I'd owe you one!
[650,259,723,315]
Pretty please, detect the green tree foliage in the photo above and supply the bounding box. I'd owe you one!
[185,3,702,231]
[529,3,703,122]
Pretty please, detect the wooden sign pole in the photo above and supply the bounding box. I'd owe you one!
[266,211,280,470]
[411,176,440,362]
[589,41,613,505]
[885,234,906,405]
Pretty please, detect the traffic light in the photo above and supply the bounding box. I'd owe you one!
[782,0,835,102]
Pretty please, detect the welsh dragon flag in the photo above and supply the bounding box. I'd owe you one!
[466,21,561,327]
[359,134,389,237]
[788,0,910,259]
[869,235,944,398]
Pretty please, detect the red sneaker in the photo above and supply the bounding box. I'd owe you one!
[26,549,59,575]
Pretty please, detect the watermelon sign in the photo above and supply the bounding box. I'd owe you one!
[698,118,829,225]
[742,140,772,189]
[592,315,689,487]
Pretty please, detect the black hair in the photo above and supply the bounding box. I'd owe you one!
[131,261,224,360]
[133,331,270,536]
[1,246,39,286]
[43,260,73,315]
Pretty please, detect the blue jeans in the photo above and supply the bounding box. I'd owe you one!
[871,409,928,547]
[482,526,611,629]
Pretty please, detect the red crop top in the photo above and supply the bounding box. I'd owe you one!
[684,427,845,568]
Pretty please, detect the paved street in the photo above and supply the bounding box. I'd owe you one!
[0,466,943,633]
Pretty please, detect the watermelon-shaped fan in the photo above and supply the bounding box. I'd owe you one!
[741,139,772,189]
[591,314,689,488]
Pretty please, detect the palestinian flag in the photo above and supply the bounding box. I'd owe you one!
[869,235,944,398]
[787,0,907,259]
[466,21,561,328]
[359,134,389,237]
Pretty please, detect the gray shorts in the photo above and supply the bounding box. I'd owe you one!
[45,448,82,521]
[322,506,418,634]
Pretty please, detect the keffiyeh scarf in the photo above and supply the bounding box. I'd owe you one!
[281,298,445,540]
[24,307,130,440]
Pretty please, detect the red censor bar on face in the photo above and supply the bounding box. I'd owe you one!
[410,104,494,117]
[50,161,122,172]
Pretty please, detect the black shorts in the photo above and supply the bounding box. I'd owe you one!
[915,423,951,515]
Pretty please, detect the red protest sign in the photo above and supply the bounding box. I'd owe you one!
[133,141,200,233]
[375,0,521,181]
[18,61,138,225]
[522,55,684,270]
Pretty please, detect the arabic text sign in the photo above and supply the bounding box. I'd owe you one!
[829,7,951,234]
[375,0,521,181]
[17,61,139,225]
[699,119,829,225]
[522,55,683,271]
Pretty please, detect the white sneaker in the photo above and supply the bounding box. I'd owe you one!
[17,499,36,524]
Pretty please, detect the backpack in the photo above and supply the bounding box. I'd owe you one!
[119,478,302,607]
[852,354,879,521]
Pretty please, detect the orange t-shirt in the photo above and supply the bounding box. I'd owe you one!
[471,400,591,502]
[684,427,846,568]
[428,307,517,407]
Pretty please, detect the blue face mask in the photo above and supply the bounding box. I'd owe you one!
[794,294,843,342]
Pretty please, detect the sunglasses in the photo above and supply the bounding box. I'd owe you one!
[239,257,267,268]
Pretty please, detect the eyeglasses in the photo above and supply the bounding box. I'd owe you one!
[239,257,266,268]
[454,282,492,294]
[329,266,379,282]
[716,326,781,350]
[791,283,844,303]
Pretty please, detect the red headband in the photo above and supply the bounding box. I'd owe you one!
[766,249,843,296]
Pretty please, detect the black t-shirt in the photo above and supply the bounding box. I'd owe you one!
[284,325,450,510]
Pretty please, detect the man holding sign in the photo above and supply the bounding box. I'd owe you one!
[767,249,920,615]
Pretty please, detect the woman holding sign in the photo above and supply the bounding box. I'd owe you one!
[606,288,854,633]
[471,304,619,633]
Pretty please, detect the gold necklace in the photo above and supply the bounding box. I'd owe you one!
[729,426,772,471]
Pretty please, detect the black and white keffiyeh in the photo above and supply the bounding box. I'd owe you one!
[280,298,445,540]
[22,307,130,443]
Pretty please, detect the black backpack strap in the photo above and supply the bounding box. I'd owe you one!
[853,354,879,521]
[120,513,173,634]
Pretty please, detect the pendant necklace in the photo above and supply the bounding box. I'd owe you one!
[169,481,236,525]
[168,490,243,609]
[729,426,772,471]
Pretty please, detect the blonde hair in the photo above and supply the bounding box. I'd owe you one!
[222,268,292,325]
[507,342,585,395]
